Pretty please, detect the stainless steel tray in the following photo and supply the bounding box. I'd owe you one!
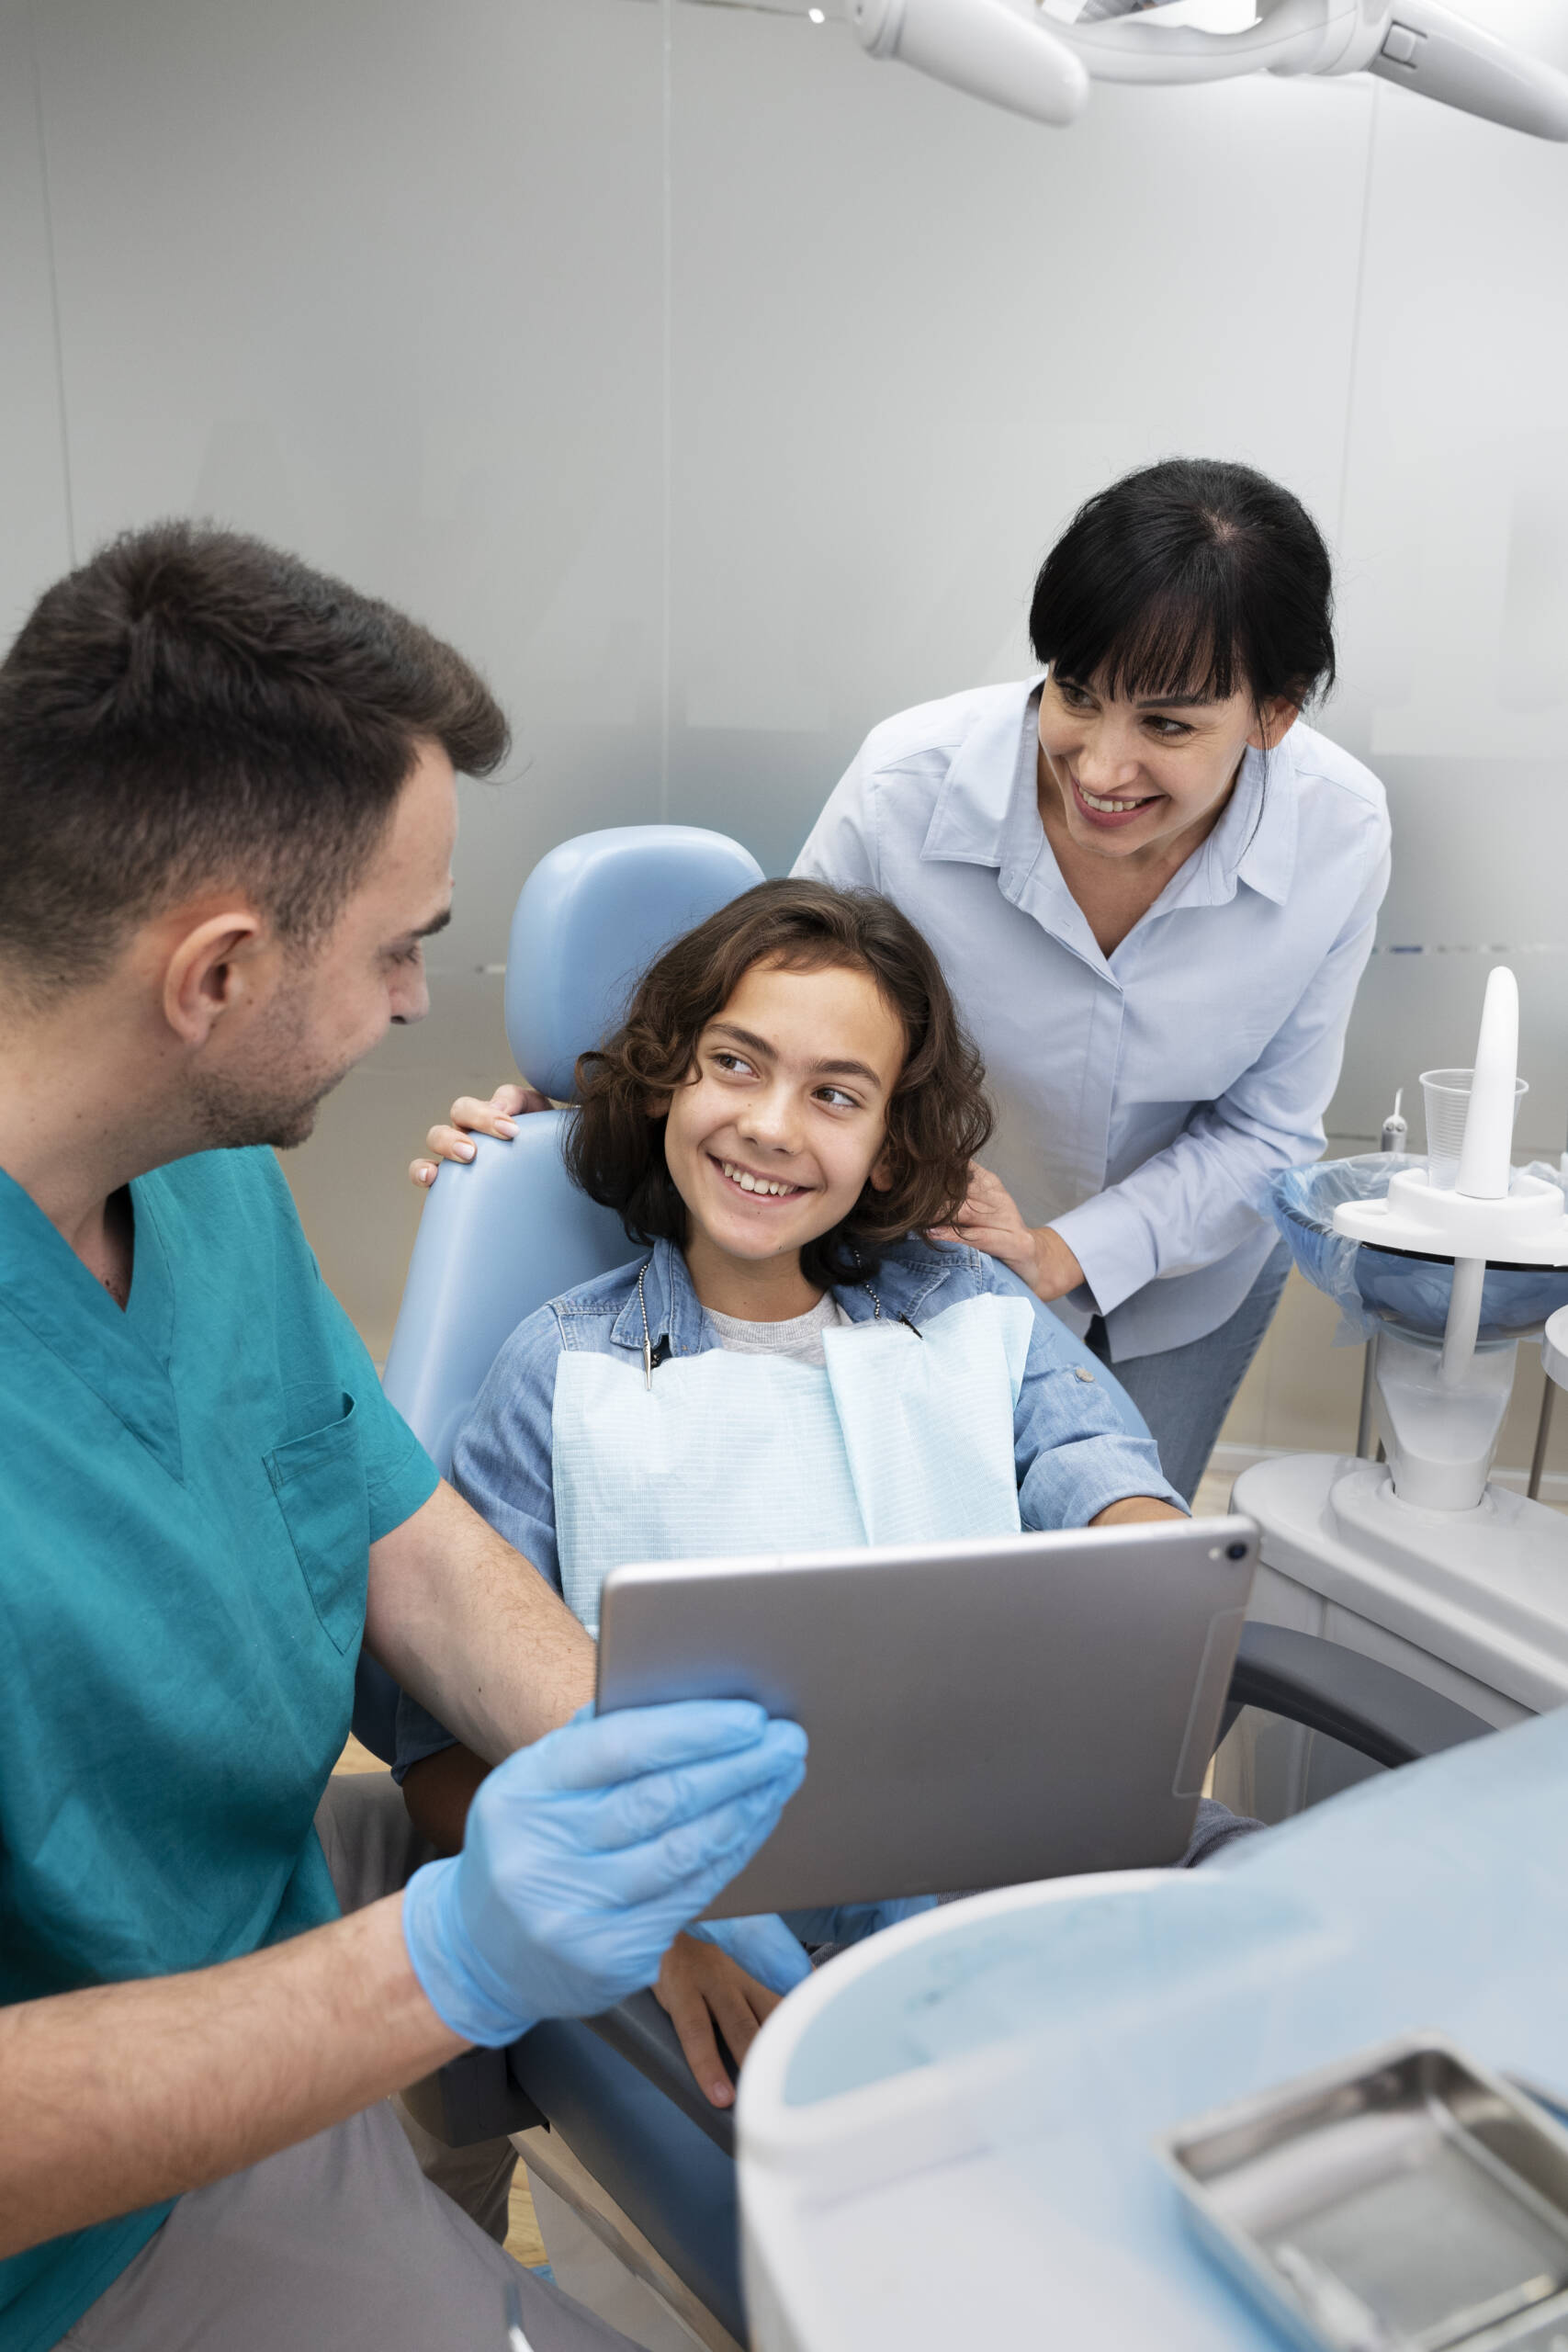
[1156,2035,1568,2352]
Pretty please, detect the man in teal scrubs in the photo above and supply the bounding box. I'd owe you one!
[0,526,806,2352]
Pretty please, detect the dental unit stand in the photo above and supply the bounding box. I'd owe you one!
[1224,968,1568,1821]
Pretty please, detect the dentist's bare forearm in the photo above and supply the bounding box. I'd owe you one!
[365,1480,596,1762]
[0,1895,463,2260]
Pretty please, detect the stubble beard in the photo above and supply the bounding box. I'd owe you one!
[186,975,355,1153]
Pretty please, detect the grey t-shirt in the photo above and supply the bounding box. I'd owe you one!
[704,1291,852,1368]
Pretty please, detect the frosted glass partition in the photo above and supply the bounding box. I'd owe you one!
[4,0,1568,1363]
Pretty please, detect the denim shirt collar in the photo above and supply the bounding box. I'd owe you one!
[604,1232,972,1355]
[607,1236,712,1359]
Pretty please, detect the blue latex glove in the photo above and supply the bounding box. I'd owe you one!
[401,1701,807,2047]
[783,1897,938,1947]
[690,1896,940,1994]
[686,1912,814,1995]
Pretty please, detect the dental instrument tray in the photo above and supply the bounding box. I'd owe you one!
[1158,2034,1568,2352]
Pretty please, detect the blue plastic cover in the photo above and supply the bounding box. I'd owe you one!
[1268,1156,1568,1344]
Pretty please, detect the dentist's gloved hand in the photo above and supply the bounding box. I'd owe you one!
[783,1897,938,1948]
[686,1911,814,1995]
[689,1895,940,1993]
[400,1701,807,2047]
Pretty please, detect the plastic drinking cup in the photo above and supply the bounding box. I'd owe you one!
[1420,1068,1528,1190]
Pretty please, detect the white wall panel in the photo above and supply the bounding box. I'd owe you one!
[0,1,74,634]
[666,13,1371,871]
[29,0,666,1344]
[34,0,668,946]
[12,0,1568,1403]
[1331,79,1568,1157]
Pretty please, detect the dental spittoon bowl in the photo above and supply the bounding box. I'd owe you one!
[1270,1157,1568,1345]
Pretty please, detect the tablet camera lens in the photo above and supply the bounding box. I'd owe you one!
[1226,1541,1247,1560]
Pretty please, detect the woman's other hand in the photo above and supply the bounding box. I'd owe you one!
[408,1084,549,1188]
[931,1163,1087,1305]
[653,1931,784,2108]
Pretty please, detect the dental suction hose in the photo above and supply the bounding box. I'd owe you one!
[846,0,1089,127]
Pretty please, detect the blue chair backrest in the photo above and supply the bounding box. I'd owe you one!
[354,826,765,1757]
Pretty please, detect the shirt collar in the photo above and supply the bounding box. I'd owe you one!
[921,678,1108,971]
[1208,732,1299,908]
[920,677,1043,874]
[606,1234,964,1350]
[919,673,1299,918]
[834,1239,965,1328]
[607,1234,714,1360]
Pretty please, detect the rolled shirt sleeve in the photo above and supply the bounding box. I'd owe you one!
[978,1261,1186,1521]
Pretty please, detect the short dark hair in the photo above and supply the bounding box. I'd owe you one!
[0,521,509,1001]
[565,878,993,1287]
[1029,458,1336,713]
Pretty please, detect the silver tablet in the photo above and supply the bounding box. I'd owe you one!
[595,1515,1258,1919]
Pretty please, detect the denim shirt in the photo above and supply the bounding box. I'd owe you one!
[394,1235,1182,1782]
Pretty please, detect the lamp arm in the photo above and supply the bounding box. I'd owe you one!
[1044,0,1382,87]
[1363,0,1568,141]
[847,0,1089,125]
[849,0,1568,141]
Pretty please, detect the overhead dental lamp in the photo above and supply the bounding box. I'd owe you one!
[845,0,1568,139]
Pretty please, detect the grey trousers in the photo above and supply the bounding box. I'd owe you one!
[316,1771,518,2246]
[59,1772,639,2352]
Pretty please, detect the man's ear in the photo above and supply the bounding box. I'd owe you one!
[161,908,268,1046]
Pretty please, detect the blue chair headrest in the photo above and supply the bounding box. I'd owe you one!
[504,826,766,1102]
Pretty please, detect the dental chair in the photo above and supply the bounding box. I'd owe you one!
[354,824,1495,2352]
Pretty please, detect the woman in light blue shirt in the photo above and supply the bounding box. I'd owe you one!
[794,458,1390,1499]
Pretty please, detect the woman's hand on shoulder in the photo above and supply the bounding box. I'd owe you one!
[929,1163,1086,1304]
[408,1084,550,1189]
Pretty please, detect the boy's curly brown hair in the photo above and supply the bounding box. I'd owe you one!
[564,878,993,1287]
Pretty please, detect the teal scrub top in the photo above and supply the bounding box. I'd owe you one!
[0,1147,439,2352]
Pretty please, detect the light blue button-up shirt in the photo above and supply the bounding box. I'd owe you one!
[795,680,1391,1362]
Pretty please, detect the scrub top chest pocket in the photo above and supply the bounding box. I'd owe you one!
[265,1392,372,1654]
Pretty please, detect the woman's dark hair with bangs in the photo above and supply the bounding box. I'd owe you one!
[1029,458,1336,714]
[565,879,992,1287]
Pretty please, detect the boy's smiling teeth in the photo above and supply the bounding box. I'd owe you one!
[718,1159,804,1199]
